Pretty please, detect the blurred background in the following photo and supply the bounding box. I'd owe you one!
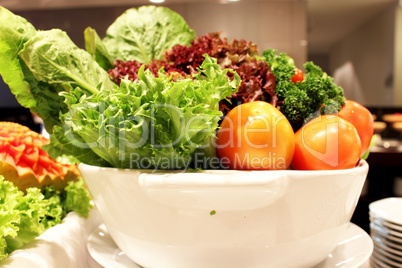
[1,0,402,232]
[1,0,400,106]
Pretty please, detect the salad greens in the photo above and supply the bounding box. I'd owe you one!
[0,7,71,133]
[0,177,92,260]
[60,57,240,169]
[0,6,239,169]
[84,27,114,70]
[20,29,115,96]
[86,5,196,65]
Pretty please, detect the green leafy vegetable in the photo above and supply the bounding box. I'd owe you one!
[0,7,36,105]
[0,7,218,169]
[84,27,114,70]
[263,49,345,130]
[16,28,117,134]
[0,8,65,133]
[97,5,196,64]
[60,55,240,169]
[0,177,92,260]
[43,124,111,167]
[20,29,116,96]
[62,178,92,219]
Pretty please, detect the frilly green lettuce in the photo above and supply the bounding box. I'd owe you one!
[59,56,240,169]
[0,177,92,261]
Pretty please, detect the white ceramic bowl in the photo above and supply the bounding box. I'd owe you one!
[79,160,368,268]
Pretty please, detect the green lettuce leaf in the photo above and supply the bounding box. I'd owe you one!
[58,55,240,169]
[20,29,116,96]
[15,27,119,161]
[4,187,53,253]
[43,124,111,167]
[0,8,116,134]
[0,178,21,260]
[84,27,114,70]
[0,7,36,107]
[62,178,92,217]
[0,8,66,133]
[0,178,56,259]
[0,176,92,261]
[101,6,196,64]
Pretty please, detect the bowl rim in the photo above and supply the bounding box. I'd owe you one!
[78,159,368,176]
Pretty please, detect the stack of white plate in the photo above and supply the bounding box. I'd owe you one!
[369,197,402,268]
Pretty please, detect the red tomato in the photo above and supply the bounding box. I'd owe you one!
[292,115,361,170]
[216,101,295,170]
[338,100,374,157]
[291,68,304,84]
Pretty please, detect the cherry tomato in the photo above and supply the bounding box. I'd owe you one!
[338,100,374,157]
[292,115,361,170]
[216,101,295,170]
[291,68,304,84]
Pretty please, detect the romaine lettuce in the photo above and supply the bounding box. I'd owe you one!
[20,29,116,96]
[0,7,67,133]
[84,27,114,70]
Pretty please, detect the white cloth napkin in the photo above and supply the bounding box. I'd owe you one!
[0,208,103,268]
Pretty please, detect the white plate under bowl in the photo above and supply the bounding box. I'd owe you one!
[87,224,141,268]
[369,198,402,226]
[87,222,373,268]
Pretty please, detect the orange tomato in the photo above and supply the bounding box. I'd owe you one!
[291,115,361,170]
[216,101,295,170]
[338,100,374,157]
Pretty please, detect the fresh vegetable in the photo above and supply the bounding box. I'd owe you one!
[292,115,361,170]
[0,122,92,259]
[108,32,275,116]
[262,49,345,131]
[86,5,196,65]
[0,6,365,172]
[338,100,374,157]
[0,7,235,169]
[0,7,62,131]
[0,6,114,135]
[0,176,91,260]
[291,68,304,84]
[0,6,196,135]
[59,56,240,169]
[216,101,295,170]
[110,35,345,134]
[0,122,79,192]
